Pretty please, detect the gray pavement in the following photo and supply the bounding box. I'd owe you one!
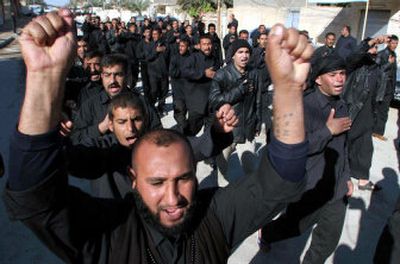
[0,46,399,263]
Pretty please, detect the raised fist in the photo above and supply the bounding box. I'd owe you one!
[20,9,76,75]
[266,24,314,91]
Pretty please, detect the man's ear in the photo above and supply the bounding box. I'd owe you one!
[108,118,114,133]
[315,76,322,87]
[128,166,137,189]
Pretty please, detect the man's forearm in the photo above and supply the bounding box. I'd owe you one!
[19,72,66,135]
[273,87,305,144]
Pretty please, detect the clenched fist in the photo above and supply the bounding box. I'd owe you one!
[20,9,76,74]
[266,24,314,91]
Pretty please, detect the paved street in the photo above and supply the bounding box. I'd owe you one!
[0,43,399,263]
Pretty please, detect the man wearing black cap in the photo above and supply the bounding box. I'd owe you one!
[259,53,353,264]
[209,39,262,184]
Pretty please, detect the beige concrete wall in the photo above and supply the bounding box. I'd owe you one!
[234,0,400,50]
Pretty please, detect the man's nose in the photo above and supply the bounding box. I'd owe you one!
[165,182,179,206]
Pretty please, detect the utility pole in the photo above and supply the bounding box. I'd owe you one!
[217,0,221,38]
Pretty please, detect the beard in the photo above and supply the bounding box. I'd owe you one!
[132,188,198,238]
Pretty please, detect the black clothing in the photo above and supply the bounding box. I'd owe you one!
[249,46,272,129]
[136,39,151,98]
[227,18,238,30]
[374,48,397,135]
[120,31,142,88]
[106,29,123,53]
[205,32,223,68]
[209,63,262,143]
[76,81,103,108]
[143,40,169,108]
[303,88,350,199]
[336,35,357,60]
[311,45,335,65]
[180,52,219,135]
[71,89,161,147]
[68,126,233,199]
[344,40,379,180]
[261,88,350,263]
[223,33,238,60]
[263,195,347,264]
[82,22,108,54]
[169,51,191,131]
[181,33,199,53]
[64,59,88,119]
[4,128,307,264]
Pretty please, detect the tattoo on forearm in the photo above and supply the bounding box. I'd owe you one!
[273,112,295,139]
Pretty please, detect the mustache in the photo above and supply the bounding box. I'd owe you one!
[132,189,197,238]
[107,82,120,88]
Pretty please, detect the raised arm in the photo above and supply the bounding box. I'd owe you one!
[18,9,76,135]
[211,24,313,250]
[266,25,313,144]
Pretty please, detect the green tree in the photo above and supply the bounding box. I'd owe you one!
[123,0,150,15]
[178,0,232,18]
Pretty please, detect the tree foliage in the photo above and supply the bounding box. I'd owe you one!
[177,0,232,18]
[122,0,150,15]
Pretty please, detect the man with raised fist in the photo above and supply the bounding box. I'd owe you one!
[4,11,311,263]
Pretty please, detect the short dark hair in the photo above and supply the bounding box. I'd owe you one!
[325,32,336,38]
[143,26,152,32]
[258,32,268,39]
[208,23,216,29]
[390,35,399,42]
[199,35,212,42]
[343,25,351,33]
[152,27,162,35]
[85,50,103,60]
[108,92,145,121]
[239,30,249,35]
[101,54,129,74]
[131,129,195,170]
[179,37,190,45]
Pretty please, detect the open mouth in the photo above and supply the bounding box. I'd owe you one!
[163,207,184,222]
[126,136,137,144]
[109,86,121,94]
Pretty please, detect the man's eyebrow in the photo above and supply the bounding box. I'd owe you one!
[146,177,165,183]
[176,171,195,179]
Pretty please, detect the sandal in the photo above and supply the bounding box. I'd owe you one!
[358,181,382,191]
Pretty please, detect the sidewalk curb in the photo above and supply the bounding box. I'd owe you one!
[0,35,16,49]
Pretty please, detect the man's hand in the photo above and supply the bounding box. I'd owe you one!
[20,9,76,74]
[326,109,352,136]
[266,24,313,144]
[18,9,76,135]
[60,119,73,137]
[214,104,238,133]
[346,180,354,197]
[368,35,390,46]
[205,68,216,79]
[156,45,166,52]
[266,25,314,91]
[389,55,396,64]
[98,114,110,135]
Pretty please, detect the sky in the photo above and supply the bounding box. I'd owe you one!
[45,0,70,7]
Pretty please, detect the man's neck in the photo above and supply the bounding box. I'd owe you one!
[233,63,246,74]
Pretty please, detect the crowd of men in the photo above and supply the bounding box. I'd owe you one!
[3,8,400,264]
